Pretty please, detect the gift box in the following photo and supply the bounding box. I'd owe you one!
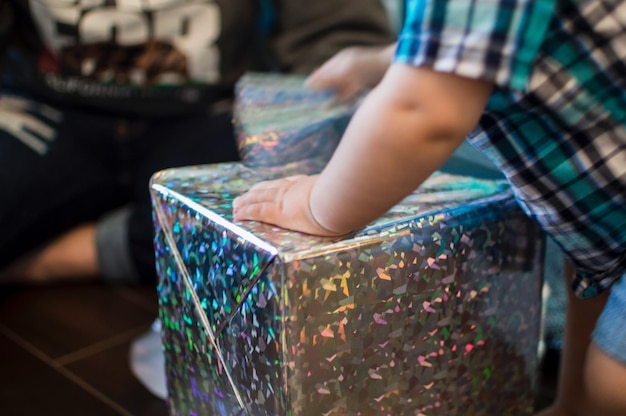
[151,162,545,416]
[234,72,360,174]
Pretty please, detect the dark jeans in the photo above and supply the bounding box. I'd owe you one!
[0,94,239,283]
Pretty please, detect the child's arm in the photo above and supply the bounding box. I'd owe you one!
[233,63,493,236]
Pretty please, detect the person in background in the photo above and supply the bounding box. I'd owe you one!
[233,0,626,415]
[0,0,394,285]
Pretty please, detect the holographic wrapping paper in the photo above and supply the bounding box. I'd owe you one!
[234,73,359,173]
[151,163,545,416]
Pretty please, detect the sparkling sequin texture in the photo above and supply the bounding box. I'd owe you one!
[151,162,544,416]
[233,73,359,173]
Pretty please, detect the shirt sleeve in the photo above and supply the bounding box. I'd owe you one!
[268,0,394,75]
[394,0,556,90]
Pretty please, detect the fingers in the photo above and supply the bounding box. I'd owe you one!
[306,74,361,106]
[245,175,304,194]
[304,50,352,92]
[232,174,339,237]
[330,83,362,104]
[305,64,366,106]
[233,177,296,222]
[304,68,327,90]
[233,197,281,225]
[305,46,383,97]
[233,183,278,215]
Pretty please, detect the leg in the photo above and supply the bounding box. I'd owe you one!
[584,274,626,415]
[1,223,98,283]
[104,110,239,284]
[0,96,127,283]
[536,260,608,416]
[4,109,239,285]
[584,344,626,415]
[537,263,626,416]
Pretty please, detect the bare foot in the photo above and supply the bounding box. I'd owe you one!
[0,223,99,284]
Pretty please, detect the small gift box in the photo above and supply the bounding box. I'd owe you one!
[151,162,544,415]
[233,72,360,174]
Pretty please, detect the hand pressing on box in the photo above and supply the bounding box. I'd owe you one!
[235,65,491,238]
[305,44,396,103]
[233,174,344,237]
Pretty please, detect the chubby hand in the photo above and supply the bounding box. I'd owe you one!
[232,175,341,237]
[305,45,394,102]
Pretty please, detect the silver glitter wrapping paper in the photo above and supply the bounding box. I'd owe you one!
[151,162,544,416]
[234,73,360,173]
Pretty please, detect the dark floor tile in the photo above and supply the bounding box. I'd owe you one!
[118,284,160,314]
[0,282,157,359]
[0,332,121,416]
[0,280,556,415]
[65,338,168,416]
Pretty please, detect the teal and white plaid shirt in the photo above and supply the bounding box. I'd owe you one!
[395,0,626,299]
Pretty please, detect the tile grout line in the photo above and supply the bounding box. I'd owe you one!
[0,324,134,416]
[54,324,152,366]
[116,287,159,313]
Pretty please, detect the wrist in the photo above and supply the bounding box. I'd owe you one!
[306,180,352,237]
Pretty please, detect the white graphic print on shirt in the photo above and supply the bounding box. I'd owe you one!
[28,0,221,85]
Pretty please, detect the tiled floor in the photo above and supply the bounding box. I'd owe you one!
[0,281,167,416]
[0,280,559,416]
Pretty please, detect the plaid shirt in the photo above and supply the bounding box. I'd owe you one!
[395,0,626,299]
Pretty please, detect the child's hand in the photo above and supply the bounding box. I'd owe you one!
[232,175,341,237]
[305,44,395,102]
